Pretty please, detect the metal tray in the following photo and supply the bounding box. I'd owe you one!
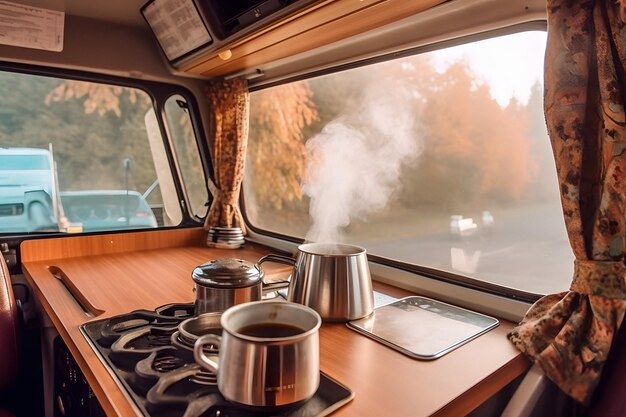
[347,296,499,360]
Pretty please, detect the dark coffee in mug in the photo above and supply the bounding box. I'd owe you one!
[194,301,321,408]
[238,322,304,338]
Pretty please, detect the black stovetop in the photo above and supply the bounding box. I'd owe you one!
[80,303,353,417]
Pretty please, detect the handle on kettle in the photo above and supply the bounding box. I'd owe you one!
[256,254,296,293]
[257,254,297,267]
[194,334,221,373]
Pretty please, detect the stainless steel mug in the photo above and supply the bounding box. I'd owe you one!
[193,301,321,408]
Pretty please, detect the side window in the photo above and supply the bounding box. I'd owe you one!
[244,30,573,295]
[0,71,183,233]
[163,95,208,219]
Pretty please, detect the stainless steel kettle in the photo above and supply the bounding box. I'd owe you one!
[270,243,374,321]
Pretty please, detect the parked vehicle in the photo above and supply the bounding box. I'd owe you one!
[0,187,57,233]
[0,147,54,196]
[0,147,59,232]
[60,190,157,232]
[449,215,478,238]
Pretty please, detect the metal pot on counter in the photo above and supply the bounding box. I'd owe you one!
[192,255,292,314]
[270,243,374,322]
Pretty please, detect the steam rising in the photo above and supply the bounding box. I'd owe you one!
[303,81,420,243]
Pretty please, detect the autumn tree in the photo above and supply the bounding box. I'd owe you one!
[248,81,318,210]
[522,81,559,202]
[245,55,539,224]
[397,59,537,210]
[45,80,149,116]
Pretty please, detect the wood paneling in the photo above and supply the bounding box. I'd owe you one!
[180,0,446,77]
[20,228,208,262]
[22,234,528,417]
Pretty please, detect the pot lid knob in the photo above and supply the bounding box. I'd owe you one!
[192,258,264,288]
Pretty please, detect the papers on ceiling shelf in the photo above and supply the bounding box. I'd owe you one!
[141,0,212,62]
[0,0,64,52]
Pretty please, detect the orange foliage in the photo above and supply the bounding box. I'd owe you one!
[248,81,319,209]
[410,60,537,203]
[45,80,148,117]
[248,58,537,210]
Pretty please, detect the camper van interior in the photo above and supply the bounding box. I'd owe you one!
[1,0,625,416]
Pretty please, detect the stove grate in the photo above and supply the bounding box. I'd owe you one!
[81,303,354,417]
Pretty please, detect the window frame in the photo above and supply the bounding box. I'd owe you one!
[241,22,550,312]
[161,94,211,222]
[0,60,212,238]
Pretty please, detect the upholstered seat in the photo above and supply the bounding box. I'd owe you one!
[0,254,18,417]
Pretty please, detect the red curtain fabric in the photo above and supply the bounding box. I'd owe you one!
[203,78,249,233]
[508,0,626,404]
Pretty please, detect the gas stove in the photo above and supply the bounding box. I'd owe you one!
[80,303,353,417]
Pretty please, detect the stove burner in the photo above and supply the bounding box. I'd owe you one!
[190,369,218,386]
[81,303,354,417]
[153,354,185,373]
[111,318,151,333]
[144,329,175,348]
[176,313,222,353]
[110,326,176,368]
[171,331,219,354]
[146,365,215,413]
[155,303,195,318]
[133,347,191,395]
[99,310,186,348]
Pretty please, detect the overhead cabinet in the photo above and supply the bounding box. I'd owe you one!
[162,0,446,78]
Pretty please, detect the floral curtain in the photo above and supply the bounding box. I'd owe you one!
[508,0,626,404]
[203,78,249,233]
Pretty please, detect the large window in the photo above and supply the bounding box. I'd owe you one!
[243,30,574,295]
[0,71,191,234]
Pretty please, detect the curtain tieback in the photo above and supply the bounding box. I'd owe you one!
[570,259,626,299]
[207,178,240,206]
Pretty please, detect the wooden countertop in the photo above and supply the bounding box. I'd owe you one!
[20,228,528,417]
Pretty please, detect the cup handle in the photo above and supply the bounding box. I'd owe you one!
[194,334,221,373]
[256,254,296,293]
